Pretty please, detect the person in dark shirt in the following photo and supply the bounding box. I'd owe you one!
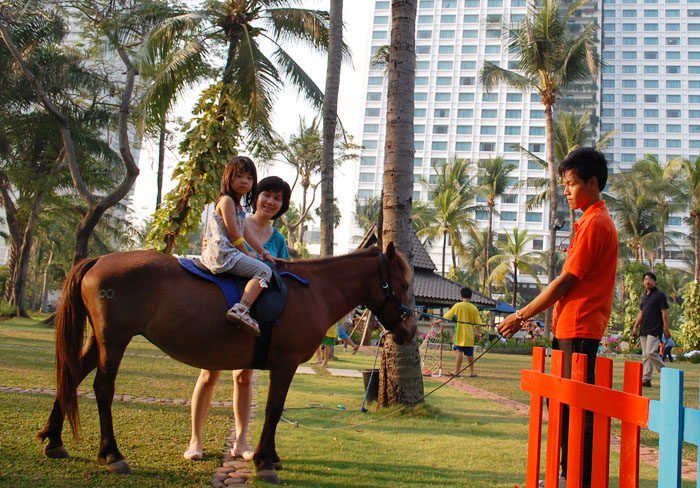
[632,271,670,388]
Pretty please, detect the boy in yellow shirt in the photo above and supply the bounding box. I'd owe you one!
[432,287,482,377]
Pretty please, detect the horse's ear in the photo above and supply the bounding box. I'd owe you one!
[385,241,396,259]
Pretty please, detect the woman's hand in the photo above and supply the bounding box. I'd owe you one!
[260,250,275,263]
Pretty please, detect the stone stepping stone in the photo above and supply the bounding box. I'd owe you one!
[295,366,315,375]
[326,368,363,378]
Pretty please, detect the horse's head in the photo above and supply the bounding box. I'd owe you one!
[367,242,417,345]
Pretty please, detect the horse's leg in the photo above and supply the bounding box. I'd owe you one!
[38,334,99,458]
[253,366,296,485]
[93,342,132,474]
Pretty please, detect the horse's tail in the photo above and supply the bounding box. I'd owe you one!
[55,257,99,439]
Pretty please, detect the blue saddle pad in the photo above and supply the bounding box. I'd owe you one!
[178,257,241,307]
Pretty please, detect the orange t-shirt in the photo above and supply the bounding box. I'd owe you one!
[552,200,618,340]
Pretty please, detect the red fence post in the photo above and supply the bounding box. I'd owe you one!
[566,353,588,488]
[591,357,613,487]
[525,347,546,488]
[545,350,565,488]
[619,361,642,488]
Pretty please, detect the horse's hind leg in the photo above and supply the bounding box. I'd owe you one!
[38,334,99,458]
[94,341,132,474]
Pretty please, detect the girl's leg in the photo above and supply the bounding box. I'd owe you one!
[185,369,222,459]
[225,257,272,335]
[231,369,254,460]
[240,278,265,308]
[321,345,331,368]
[311,347,322,364]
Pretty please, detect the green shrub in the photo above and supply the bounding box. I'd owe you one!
[0,300,16,317]
[689,353,700,364]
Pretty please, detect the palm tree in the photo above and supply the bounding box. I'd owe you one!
[378,0,422,409]
[476,156,517,291]
[667,155,700,281]
[632,155,685,266]
[488,228,541,307]
[459,227,490,293]
[149,0,337,253]
[353,195,382,235]
[320,0,344,257]
[412,200,438,247]
[480,0,600,333]
[605,171,659,263]
[419,158,478,275]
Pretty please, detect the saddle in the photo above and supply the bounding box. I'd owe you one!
[178,258,309,370]
[178,257,287,323]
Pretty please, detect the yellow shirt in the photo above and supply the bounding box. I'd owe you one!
[443,301,481,347]
[325,324,337,339]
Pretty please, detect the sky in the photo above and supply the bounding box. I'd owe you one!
[130,1,372,254]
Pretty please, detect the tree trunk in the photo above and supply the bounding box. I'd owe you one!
[40,246,53,313]
[379,0,423,408]
[31,245,42,311]
[512,261,519,308]
[156,118,166,210]
[695,213,699,282]
[320,0,342,257]
[486,202,493,296]
[544,101,557,338]
[12,191,46,317]
[441,232,447,276]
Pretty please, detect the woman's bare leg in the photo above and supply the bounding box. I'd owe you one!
[231,369,254,460]
[185,369,221,459]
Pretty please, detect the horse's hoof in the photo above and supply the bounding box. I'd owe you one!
[106,459,132,474]
[273,461,283,470]
[254,468,281,484]
[43,445,69,459]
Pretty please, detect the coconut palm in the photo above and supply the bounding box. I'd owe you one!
[488,228,541,307]
[476,156,517,291]
[419,158,479,275]
[459,227,490,293]
[412,199,437,247]
[667,154,700,281]
[606,171,660,263]
[379,0,422,409]
[632,155,685,266]
[480,0,600,332]
[320,0,344,256]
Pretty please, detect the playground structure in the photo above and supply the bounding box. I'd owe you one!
[519,347,700,488]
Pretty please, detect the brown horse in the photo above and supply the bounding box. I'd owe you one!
[37,243,415,483]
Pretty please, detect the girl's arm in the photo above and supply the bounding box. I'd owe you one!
[217,197,256,257]
[243,227,276,263]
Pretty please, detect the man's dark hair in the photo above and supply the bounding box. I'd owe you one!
[460,287,473,299]
[557,147,609,191]
[643,271,657,282]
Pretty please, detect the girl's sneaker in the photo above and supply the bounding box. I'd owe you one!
[226,303,261,337]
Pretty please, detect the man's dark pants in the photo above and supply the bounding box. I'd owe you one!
[552,337,600,488]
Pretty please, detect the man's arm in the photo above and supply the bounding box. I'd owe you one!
[662,309,670,339]
[498,270,579,338]
[632,310,643,336]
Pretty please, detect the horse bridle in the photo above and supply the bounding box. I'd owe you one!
[366,252,410,326]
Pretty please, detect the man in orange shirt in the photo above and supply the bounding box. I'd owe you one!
[498,148,618,488]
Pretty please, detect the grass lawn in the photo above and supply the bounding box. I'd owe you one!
[0,318,696,487]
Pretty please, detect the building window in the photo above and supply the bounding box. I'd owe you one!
[480,142,496,151]
[364,124,379,133]
[416,60,430,70]
[667,110,681,118]
[368,76,383,85]
[529,143,545,152]
[502,194,518,204]
[359,173,375,183]
[483,93,499,102]
[415,77,428,85]
[362,140,378,149]
[621,123,636,132]
[464,14,478,22]
[644,124,658,132]
[622,23,637,31]
[644,139,659,148]
[435,92,451,101]
[506,109,522,118]
[668,124,681,133]
[645,9,658,16]
[456,125,472,134]
[433,125,449,134]
[526,212,543,223]
[415,45,431,54]
[623,9,636,17]
[461,61,476,69]
[622,109,637,117]
[476,210,489,221]
[506,93,522,102]
[372,31,387,40]
[622,37,637,46]
[667,37,680,46]
[644,51,659,59]
[366,108,380,117]
[361,156,376,166]
[415,92,428,101]
[644,109,659,117]
[462,45,477,54]
[440,30,455,39]
[668,139,682,148]
[436,76,452,85]
[417,30,432,39]
[482,109,498,118]
[367,92,381,101]
[463,29,478,38]
[504,143,519,152]
[458,109,473,118]
[460,76,476,86]
[530,110,545,119]
[374,15,389,24]
[506,126,521,135]
[667,94,681,103]
[622,94,636,102]
[438,45,454,54]
[667,80,681,88]
[645,65,659,74]
[358,190,374,199]
[414,125,425,134]
[529,126,545,135]
[621,138,637,147]
[501,212,517,221]
[432,141,448,150]
[441,14,456,22]
[481,125,497,135]
[414,108,426,118]
[644,80,659,88]
[455,142,472,151]
[644,23,659,31]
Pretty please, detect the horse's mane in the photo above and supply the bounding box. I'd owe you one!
[284,245,413,282]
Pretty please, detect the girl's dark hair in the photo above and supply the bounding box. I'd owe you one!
[219,156,257,210]
[254,176,291,220]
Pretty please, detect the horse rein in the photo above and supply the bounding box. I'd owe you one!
[367,252,409,326]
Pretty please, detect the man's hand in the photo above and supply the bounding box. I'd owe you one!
[632,325,637,337]
[497,313,523,338]
[664,329,671,340]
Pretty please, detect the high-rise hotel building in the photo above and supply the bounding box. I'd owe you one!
[352,0,691,272]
